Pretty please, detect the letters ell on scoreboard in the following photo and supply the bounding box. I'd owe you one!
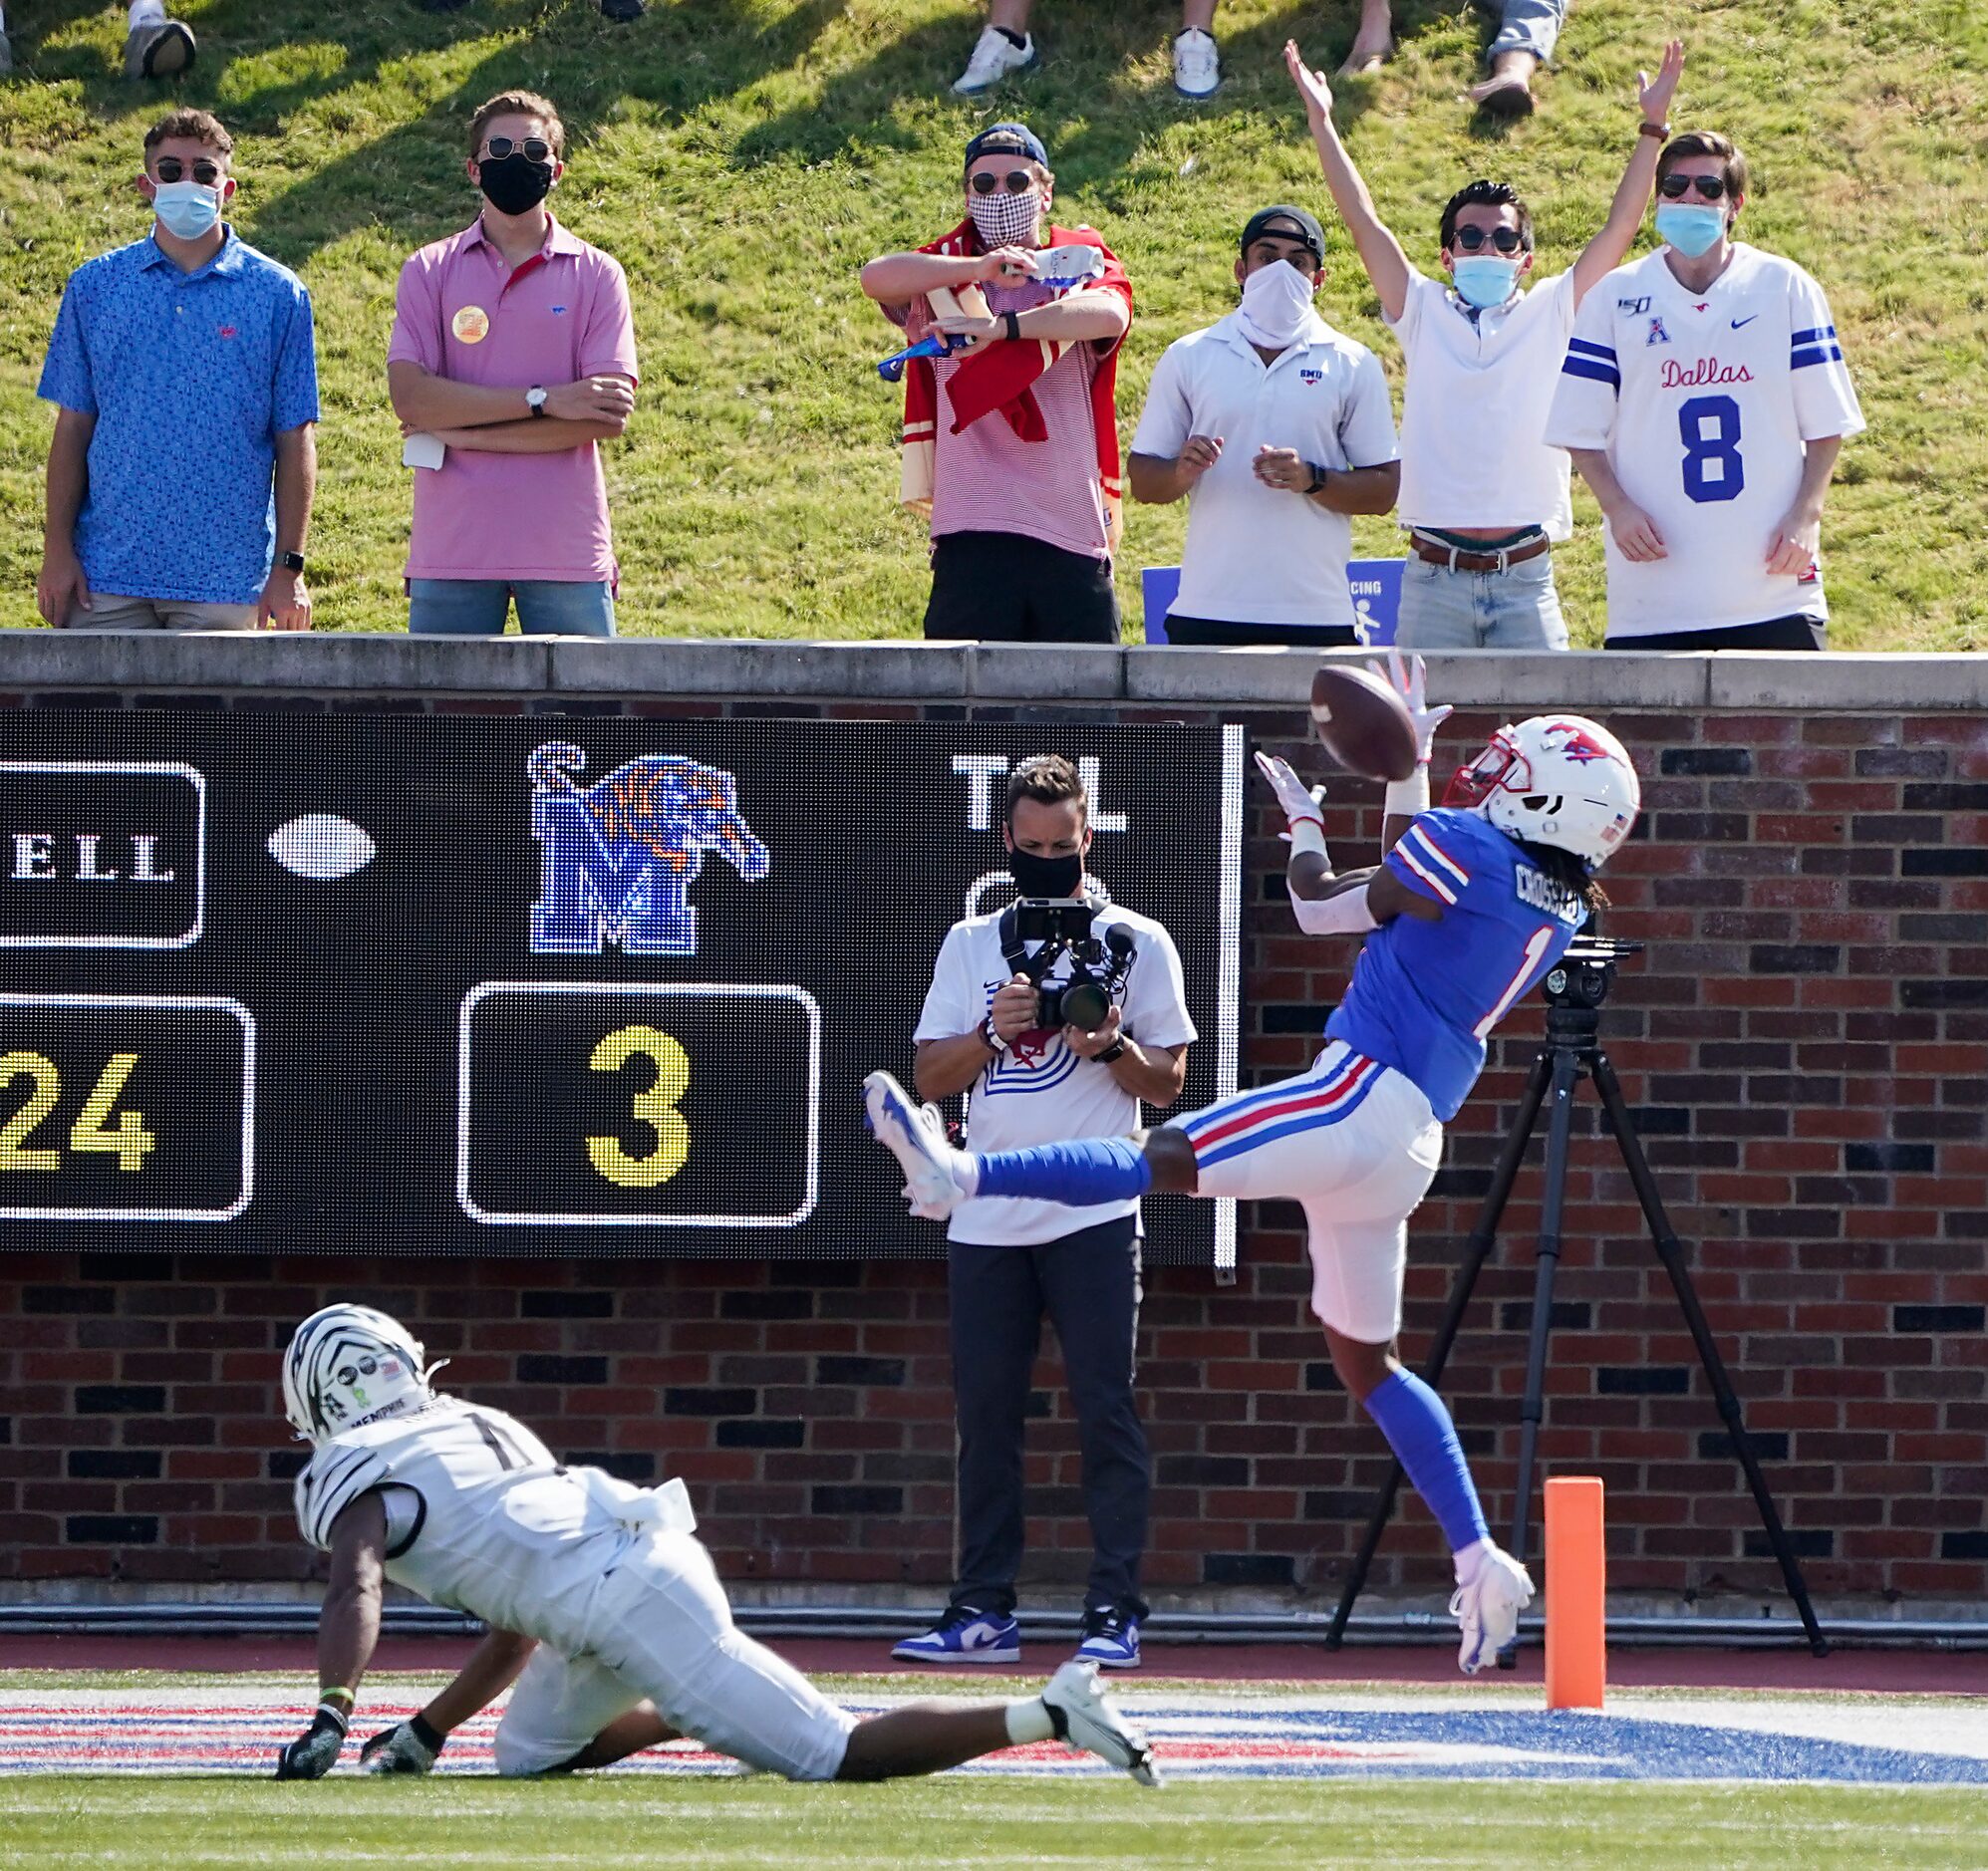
[0,717,1240,1260]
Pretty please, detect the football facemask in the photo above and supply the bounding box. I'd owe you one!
[282,1303,441,1445]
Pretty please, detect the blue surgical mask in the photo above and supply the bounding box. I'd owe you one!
[1451,255,1521,310]
[152,179,221,241]
[1656,203,1725,259]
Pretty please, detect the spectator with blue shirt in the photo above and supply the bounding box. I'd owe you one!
[866,660,1642,1680]
[36,110,319,631]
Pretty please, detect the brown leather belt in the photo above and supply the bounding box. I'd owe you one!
[1410,531,1552,574]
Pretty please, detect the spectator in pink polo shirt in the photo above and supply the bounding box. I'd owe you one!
[388,90,637,637]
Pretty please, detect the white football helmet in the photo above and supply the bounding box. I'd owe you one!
[1443,714,1640,867]
[282,1304,439,1445]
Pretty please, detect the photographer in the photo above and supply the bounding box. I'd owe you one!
[896,755,1194,1672]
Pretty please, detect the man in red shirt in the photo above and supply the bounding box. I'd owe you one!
[860,125,1133,645]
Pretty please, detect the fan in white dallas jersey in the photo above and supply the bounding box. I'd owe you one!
[271,1303,1159,1787]
[1545,136,1863,644]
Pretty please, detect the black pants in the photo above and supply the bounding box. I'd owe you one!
[1607,614,1824,652]
[948,1214,1149,1619]
[924,531,1121,644]
[1164,614,1359,648]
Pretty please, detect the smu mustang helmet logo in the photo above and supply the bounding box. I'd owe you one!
[1545,722,1618,766]
[529,742,770,955]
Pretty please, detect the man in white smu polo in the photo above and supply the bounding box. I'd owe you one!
[1129,205,1399,646]
[1546,131,1863,650]
[1284,38,1685,651]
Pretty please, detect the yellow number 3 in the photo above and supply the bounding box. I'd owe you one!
[587,1025,690,1188]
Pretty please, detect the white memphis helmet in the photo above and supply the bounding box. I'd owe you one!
[282,1303,438,1445]
[1442,714,1640,867]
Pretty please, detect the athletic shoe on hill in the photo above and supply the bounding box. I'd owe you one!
[952,25,1035,96]
[1172,27,1221,99]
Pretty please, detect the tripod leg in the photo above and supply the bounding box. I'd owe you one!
[1588,1048,1831,1658]
[1325,1047,1556,1648]
[1498,1045,1585,1667]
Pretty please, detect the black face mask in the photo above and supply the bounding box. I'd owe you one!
[1007,845,1084,900]
[478,151,554,216]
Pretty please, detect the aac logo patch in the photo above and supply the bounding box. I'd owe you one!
[1645,316,1672,347]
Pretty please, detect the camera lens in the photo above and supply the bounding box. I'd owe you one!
[1061,980,1111,1031]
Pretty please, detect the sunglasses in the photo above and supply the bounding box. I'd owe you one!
[1658,172,1730,201]
[483,135,554,163]
[1452,225,1525,254]
[153,157,222,185]
[970,169,1036,195]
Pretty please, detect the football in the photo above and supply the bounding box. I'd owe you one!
[266,813,378,881]
[1308,664,1419,782]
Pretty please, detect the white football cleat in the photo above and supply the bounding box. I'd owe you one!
[863,1071,970,1220]
[1172,26,1221,99]
[1451,1544,1535,1675]
[1041,1661,1161,1787]
[952,24,1035,95]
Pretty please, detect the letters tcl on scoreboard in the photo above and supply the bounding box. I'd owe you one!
[0,718,1243,1260]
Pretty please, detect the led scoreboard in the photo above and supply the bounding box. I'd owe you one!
[0,717,1242,1260]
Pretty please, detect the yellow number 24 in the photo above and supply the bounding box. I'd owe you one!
[586,1025,690,1189]
[0,1051,156,1173]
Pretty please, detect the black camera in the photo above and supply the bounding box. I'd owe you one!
[1542,936,1643,1012]
[998,898,1137,1033]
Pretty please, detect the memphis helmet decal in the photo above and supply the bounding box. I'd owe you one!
[281,1303,434,1446]
[528,742,770,957]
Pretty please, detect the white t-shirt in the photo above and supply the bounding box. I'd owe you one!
[1130,310,1398,627]
[1386,266,1577,541]
[915,899,1197,1246]
[1544,243,1864,638]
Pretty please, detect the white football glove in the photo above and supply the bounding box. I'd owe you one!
[1368,651,1452,764]
[1254,749,1325,833]
[360,1715,444,1775]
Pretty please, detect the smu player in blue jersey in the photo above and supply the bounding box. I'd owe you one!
[867,658,1641,1672]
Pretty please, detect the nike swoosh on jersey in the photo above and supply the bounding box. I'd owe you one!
[1731,315,1759,329]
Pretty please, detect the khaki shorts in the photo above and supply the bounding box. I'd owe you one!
[65,594,258,631]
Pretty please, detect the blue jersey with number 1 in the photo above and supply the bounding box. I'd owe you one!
[1324,809,1587,1122]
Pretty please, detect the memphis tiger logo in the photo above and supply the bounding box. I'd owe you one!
[529,742,769,956]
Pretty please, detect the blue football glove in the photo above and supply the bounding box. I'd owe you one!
[274,1703,349,1780]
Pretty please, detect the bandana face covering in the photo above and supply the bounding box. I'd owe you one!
[1234,258,1316,348]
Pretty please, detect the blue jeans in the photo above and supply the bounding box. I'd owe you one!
[1393,550,1568,651]
[407,579,616,637]
[1484,0,1565,63]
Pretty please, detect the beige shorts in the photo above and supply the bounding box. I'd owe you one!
[65,594,258,631]
[1179,1042,1444,1344]
[493,1529,855,1781]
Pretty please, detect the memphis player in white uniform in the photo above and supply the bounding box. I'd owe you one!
[1546,130,1863,651]
[866,658,1641,1672]
[271,1304,1157,1785]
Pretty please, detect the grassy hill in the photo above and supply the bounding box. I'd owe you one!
[0,0,1981,646]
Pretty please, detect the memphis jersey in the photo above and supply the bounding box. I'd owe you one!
[1545,244,1863,636]
[295,1399,632,1656]
[1326,810,1586,1121]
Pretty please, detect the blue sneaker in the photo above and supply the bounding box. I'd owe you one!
[1074,1607,1141,1669]
[892,1604,1021,1666]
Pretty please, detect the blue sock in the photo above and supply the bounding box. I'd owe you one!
[1363,1370,1490,1556]
[972,1136,1153,1206]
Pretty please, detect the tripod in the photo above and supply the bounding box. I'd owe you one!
[1325,937,1828,1661]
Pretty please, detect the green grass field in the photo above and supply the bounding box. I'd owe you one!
[4,1775,1987,1870]
[0,0,1983,646]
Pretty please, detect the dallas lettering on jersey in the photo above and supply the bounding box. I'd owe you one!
[1660,357,1755,391]
[1513,864,1584,927]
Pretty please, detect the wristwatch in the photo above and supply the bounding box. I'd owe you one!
[525,386,549,417]
[278,551,306,573]
[1303,462,1328,495]
[1095,1039,1127,1064]
[980,1015,1010,1054]
[1002,310,1022,342]
[1638,120,1669,140]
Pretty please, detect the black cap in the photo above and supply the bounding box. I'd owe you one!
[1241,204,1325,262]
[964,123,1049,171]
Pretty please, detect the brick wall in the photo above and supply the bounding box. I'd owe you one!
[3,690,1986,1608]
